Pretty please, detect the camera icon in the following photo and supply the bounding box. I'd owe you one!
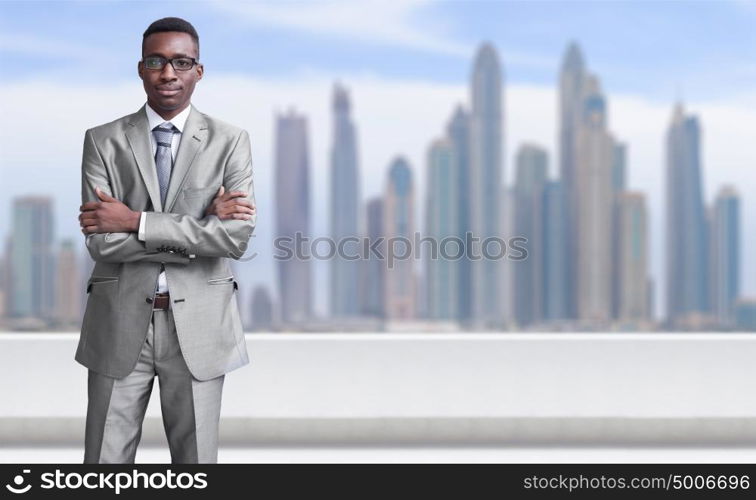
[5,469,32,494]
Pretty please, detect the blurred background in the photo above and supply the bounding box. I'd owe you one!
[1,0,755,462]
[1,0,755,333]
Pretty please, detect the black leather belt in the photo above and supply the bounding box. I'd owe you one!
[153,292,170,310]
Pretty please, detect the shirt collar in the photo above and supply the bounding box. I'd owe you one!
[145,102,192,133]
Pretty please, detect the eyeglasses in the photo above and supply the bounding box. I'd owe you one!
[142,56,198,72]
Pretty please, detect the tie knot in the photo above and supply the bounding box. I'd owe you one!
[155,121,176,131]
[152,122,177,144]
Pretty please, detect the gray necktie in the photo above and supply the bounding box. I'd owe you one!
[152,122,177,208]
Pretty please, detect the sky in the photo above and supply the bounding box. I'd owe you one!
[1,0,755,320]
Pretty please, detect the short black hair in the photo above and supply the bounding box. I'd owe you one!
[142,17,199,58]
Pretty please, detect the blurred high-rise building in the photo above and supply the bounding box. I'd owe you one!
[329,83,362,319]
[250,285,274,332]
[469,42,504,329]
[55,239,82,328]
[425,138,458,321]
[611,142,627,192]
[499,186,516,328]
[384,157,415,320]
[734,299,756,331]
[446,105,472,324]
[575,76,615,324]
[513,144,548,328]
[542,181,568,322]
[666,104,709,326]
[0,246,7,320]
[709,186,740,327]
[274,109,312,325]
[360,197,385,319]
[616,192,649,323]
[611,142,627,320]
[558,42,586,321]
[9,196,55,321]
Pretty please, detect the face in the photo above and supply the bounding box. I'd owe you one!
[138,31,203,119]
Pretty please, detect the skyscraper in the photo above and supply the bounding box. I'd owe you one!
[446,105,472,324]
[425,138,458,321]
[611,142,627,320]
[666,104,708,325]
[575,75,614,324]
[9,196,55,320]
[558,42,586,320]
[710,186,740,327]
[55,239,82,327]
[513,144,548,328]
[250,285,274,332]
[329,83,361,319]
[274,110,312,325]
[384,157,415,320]
[0,246,7,320]
[360,197,385,319]
[469,42,504,328]
[499,185,516,328]
[542,181,568,322]
[617,192,649,323]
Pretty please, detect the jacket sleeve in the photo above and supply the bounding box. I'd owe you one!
[142,129,256,260]
[81,128,190,265]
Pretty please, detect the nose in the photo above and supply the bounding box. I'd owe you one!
[159,62,178,81]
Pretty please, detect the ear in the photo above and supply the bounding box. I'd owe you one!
[137,60,144,80]
[196,63,204,82]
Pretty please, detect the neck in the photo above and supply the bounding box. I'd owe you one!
[148,101,190,121]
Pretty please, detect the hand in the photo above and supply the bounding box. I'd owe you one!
[79,187,141,234]
[204,185,256,220]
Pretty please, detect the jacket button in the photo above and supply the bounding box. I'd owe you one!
[146,297,153,304]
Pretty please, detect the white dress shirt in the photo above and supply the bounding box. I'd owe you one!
[138,102,192,293]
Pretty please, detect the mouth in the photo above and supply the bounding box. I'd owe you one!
[156,88,181,97]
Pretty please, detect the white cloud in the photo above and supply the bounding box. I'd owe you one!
[211,0,471,57]
[1,72,755,318]
[0,33,109,60]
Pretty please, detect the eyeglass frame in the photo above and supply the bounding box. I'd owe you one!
[141,56,200,72]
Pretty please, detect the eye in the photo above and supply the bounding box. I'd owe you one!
[144,57,165,69]
[174,58,193,70]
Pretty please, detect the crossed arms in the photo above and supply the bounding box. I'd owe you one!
[79,128,256,264]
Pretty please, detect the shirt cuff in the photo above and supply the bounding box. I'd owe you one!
[138,211,146,241]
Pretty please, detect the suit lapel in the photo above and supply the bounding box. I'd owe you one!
[164,107,208,212]
[124,105,208,213]
[125,105,163,212]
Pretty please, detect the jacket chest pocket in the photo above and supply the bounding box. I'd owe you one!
[208,276,238,290]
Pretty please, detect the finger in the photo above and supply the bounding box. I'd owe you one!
[80,202,100,211]
[82,225,99,233]
[229,199,254,209]
[223,190,248,200]
[233,205,255,215]
[219,185,225,197]
[95,187,115,202]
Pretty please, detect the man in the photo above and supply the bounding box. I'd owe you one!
[76,17,256,464]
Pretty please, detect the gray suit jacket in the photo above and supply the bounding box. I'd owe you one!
[75,104,255,381]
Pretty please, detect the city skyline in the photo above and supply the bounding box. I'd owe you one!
[2,39,752,330]
[1,2,755,323]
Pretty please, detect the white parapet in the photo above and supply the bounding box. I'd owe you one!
[1,332,755,446]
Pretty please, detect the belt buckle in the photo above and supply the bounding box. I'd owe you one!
[154,292,170,310]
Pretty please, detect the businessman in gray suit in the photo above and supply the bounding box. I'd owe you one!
[76,17,256,463]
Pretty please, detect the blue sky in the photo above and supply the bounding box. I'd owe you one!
[1,0,754,100]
